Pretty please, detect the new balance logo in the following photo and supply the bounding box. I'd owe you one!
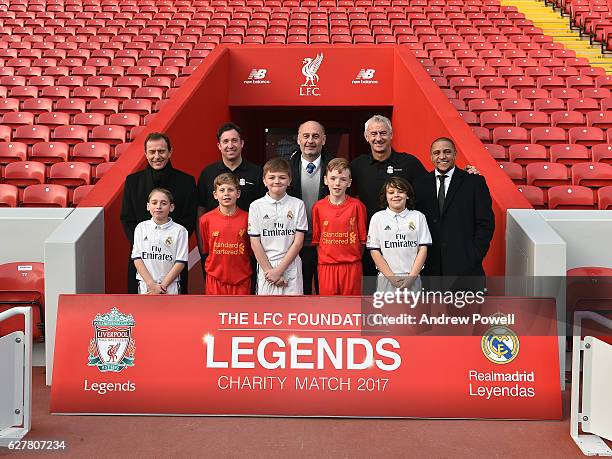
[244,68,270,85]
[355,69,375,79]
[248,69,267,79]
[352,68,379,85]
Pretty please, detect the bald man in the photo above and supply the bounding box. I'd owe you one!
[286,120,335,295]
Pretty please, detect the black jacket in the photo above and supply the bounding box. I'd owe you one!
[413,167,495,276]
[120,162,198,244]
[286,150,335,201]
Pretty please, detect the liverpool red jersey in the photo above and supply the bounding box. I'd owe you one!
[199,208,252,285]
[312,196,367,265]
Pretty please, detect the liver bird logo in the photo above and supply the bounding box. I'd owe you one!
[301,53,324,87]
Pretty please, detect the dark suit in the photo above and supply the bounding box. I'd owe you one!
[413,167,494,291]
[286,150,335,294]
[120,163,198,294]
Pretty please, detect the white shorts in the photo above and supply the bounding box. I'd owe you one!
[376,274,422,294]
[138,281,180,295]
[257,256,303,295]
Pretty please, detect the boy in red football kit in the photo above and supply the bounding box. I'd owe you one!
[199,173,252,294]
[312,158,367,295]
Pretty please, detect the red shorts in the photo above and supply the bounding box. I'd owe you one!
[318,261,362,295]
[206,275,251,295]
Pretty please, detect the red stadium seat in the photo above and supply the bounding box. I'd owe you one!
[483,144,507,160]
[72,184,94,205]
[121,98,152,115]
[500,98,532,113]
[480,111,512,129]
[2,161,46,187]
[533,98,565,114]
[55,98,87,115]
[113,142,132,159]
[0,98,20,114]
[517,184,546,208]
[94,161,114,182]
[586,111,612,129]
[492,126,528,146]
[30,142,69,164]
[73,112,106,127]
[591,144,612,164]
[71,142,111,164]
[108,112,141,128]
[471,126,491,142]
[37,112,71,127]
[54,124,89,145]
[468,99,500,114]
[598,186,612,210]
[509,144,548,165]
[515,111,549,128]
[567,98,600,114]
[21,184,69,207]
[550,110,584,129]
[550,144,590,165]
[90,125,127,145]
[13,125,50,145]
[0,184,18,207]
[0,262,45,341]
[2,112,35,129]
[568,127,605,147]
[526,162,569,187]
[88,98,120,115]
[571,162,612,187]
[48,161,91,187]
[530,126,566,147]
[0,142,27,165]
[22,98,53,114]
[498,161,524,183]
[548,185,595,209]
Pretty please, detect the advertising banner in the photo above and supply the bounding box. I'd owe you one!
[51,295,561,419]
[228,45,395,106]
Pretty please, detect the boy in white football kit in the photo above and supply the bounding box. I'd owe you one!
[131,188,189,294]
[367,177,431,293]
[249,157,307,295]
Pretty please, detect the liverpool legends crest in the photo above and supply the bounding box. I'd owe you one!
[88,307,136,372]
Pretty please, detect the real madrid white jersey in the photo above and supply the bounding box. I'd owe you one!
[367,208,432,274]
[131,218,189,290]
[248,193,308,263]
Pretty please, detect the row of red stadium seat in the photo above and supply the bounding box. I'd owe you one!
[0,160,113,187]
[517,184,612,209]
[499,161,612,187]
[0,183,93,207]
[0,141,130,163]
[484,143,612,164]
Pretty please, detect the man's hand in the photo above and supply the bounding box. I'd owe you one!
[264,267,283,284]
[466,164,480,175]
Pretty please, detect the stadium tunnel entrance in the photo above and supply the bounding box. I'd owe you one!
[81,45,531,293]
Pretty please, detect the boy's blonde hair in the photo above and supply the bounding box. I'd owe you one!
[326,158,351,177]
[263,157,291,178]
[213,172,241,191]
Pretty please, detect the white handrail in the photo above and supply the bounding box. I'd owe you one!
[0,306,32,446]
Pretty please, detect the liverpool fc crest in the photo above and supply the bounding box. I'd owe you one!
[87,307,136,373]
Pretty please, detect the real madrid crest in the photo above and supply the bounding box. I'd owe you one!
[165,236,173,246]
[287,210,294,219]
[408,221,416,231]
[481,325,520,364]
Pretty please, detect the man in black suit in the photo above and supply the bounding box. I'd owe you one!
[413,137,494,291]
[286,120,334,295]
[121,132,198,294]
